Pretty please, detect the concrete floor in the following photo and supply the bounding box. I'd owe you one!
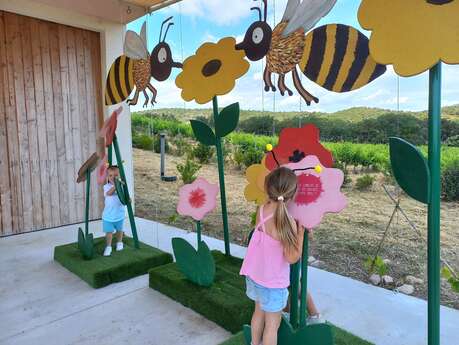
[1,218,458,345]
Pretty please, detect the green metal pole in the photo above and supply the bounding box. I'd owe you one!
[196,220,202,243]
[299,232,309,328]
[427,63,442,345]
[112,135,140,249]
[289,262,300,329]
[108,145,113,166]
[84,170,91,236]
[212,96,231,256]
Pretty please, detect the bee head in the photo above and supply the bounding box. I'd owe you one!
[150,16,183,82]
[235,0,272,61]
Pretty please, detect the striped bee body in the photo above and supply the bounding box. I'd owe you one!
[299,24,386,93]
[105,55,139,105]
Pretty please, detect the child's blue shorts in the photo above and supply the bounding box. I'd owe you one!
[245,277,289,313]
[103,219,124,233]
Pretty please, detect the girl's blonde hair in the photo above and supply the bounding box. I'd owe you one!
[264,167,298,253]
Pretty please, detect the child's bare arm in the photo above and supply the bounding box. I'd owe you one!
[106,185,116,196]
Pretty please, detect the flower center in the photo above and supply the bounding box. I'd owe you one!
[426,0,453,4]
[295,174,323,205]
[202,59,222,77]
[289,149,305,163]
[189,188,206,208]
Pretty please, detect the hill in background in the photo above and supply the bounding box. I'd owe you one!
[135,104,459,123]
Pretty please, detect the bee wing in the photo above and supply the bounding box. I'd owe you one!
[282,0,337,37]
[124,29,148,60]
[282,0,300,22]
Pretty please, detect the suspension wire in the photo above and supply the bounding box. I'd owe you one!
[272,0,276,114]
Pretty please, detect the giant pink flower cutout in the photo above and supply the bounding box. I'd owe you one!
[96,154,108,185]
[284,155,347,229]
[177,178,219,221]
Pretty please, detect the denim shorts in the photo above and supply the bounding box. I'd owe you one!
[245,277,289,313]
[102,219,124,233]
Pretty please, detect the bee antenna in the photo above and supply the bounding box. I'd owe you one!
[162,22,174,42]
[269,150,281,168]
[250,7,262,21]
[262,0,267,22]
[159,16,173,43]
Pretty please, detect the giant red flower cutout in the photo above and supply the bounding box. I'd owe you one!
[99,106,122,147]
[265,124,333,170]
[96,153,108,185]
[284,155,347,229]
[177,178,219,221]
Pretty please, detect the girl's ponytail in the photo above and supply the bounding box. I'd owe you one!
[265,167,299,253]
[275,196,298,253]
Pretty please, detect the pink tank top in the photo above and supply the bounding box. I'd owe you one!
[240,205,290,288]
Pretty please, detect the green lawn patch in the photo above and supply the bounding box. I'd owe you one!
[54,236,173,288]
[149,251,373,345]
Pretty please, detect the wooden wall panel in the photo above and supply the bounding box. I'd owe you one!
[0,10,103,235]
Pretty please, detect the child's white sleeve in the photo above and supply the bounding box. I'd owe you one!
[103,184,111,197]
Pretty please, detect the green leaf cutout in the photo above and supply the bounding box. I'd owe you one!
[77,227,94,260]
[115,178,128,205]
[243,316,334,345]
[389,137,430,204]
[215,102,239,138]
[172,237,215,287]
[190,120,216,146]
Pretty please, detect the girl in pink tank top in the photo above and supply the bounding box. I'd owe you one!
[240,167,304,345]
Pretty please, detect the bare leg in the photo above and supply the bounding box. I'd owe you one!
[278,74,293,96]
[106,232,113,246]
[146,83,158,105]
[291,67,319,105]
[251,302,265,345]
[263,311,282,345]
[127,89,140,106]
[142,90,149,108]
[115,230,124,243]
[307,292,319,316]
[263,65,276,92]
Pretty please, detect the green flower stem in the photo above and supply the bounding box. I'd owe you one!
[427,63,442,345]
[299,232,309,328]
[84,170,91,237]
[212,96,231,256]
[289,261,300,329]
[112,134,139,249]
[108,145,113,166]
[196,220,202,243]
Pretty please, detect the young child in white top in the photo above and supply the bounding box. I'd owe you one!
[102,166,126,256]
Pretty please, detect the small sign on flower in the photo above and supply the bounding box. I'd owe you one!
[177,177,219,221]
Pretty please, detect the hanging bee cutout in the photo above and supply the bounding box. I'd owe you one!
[236,0,387,105]
[105,17,183,107]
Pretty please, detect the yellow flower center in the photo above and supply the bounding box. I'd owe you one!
[202,59,222,77]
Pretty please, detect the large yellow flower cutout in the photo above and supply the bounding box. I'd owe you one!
[175,37,250,104]
[244,156,269,206]
[358,0,459,77]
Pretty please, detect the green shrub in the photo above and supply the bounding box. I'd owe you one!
[132,134,154,150]
[153,135,170,154]
[241,147,264,168]
[172,136,189,156]
[441,160,459,201]
[192,143,214,164]
[355,174,375,190]
[445,134,459,147]
[177,157,201,184]
[333,160,351,185]
[364,256,389,277]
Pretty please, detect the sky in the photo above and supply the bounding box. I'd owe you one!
[126,0,459,113]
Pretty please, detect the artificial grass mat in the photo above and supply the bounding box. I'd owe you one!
[54,236,173,288]
[149,251,373,345]
[218,329,374,345]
